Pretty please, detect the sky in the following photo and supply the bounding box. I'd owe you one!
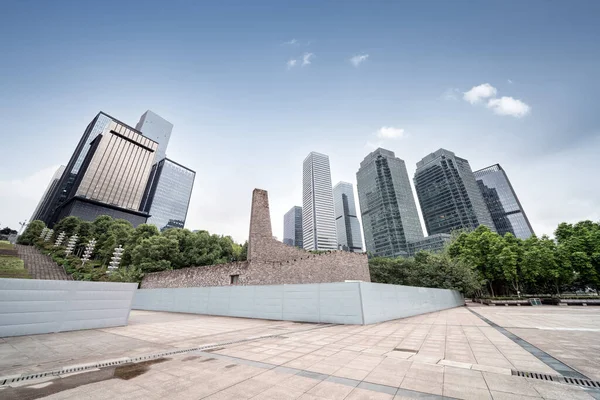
[1,0,599,243]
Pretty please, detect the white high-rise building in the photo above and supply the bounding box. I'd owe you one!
[333,182,363,252]
[302,152,337,250]
[135,110,173,162]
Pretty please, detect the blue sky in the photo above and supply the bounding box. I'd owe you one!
[1,0,599,241]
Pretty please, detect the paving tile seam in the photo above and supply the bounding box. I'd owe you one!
[192,350,452,400]
[466,307,590,380]
[0,323,337,386]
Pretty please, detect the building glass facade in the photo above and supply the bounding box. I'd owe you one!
[75,120,158,211]
[302,152,337,250]
[356,148,424,258]
[30,165,65,222]
[407,233,452,256]
[474,164,534,239]
[283,206,303,248]
[135,110,173,162]
[140,158,195,231]
[333,182,363,252]
[414,149,495,235]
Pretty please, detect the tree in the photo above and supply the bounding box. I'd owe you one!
[555,221,600,291]
[122,224,160,266]
[97,219,133,265]
[52,216,81,239]
[17,220,46,245]
[131,236,179,273]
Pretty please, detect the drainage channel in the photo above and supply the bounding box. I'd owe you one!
[0,323,336,387]
[467,308,589,379]
[512,370,600,389]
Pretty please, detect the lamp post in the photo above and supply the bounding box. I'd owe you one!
[81,238,97,267]
[108,245,124,274]
[18,220,27,236]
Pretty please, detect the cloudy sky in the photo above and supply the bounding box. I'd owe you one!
[1,1,599,243]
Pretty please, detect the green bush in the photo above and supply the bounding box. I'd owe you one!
[0,255,31,279]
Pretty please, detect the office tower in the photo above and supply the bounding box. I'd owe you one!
[140,158,195,231]
[333,182,363,252]
[283,206,303,248]
[135,110,173,162]
[357,148,424,257]
[30,165,66,222]
[302,152,337,250]
[50,113,157,226]
[414,148,495,235]
[407,233,452,256]
[474,164,534,239]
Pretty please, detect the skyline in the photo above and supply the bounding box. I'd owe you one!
[1,1,599,242]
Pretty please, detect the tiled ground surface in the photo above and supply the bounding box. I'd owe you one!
[472,306,600,381]
[15,245,71,280]
[1,306,599,400]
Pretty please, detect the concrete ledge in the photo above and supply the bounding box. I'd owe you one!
[132,282,464,325]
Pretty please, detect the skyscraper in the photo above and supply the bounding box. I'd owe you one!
[283,206,303,248]
[356,148,423,257]
[135,110,173,162]
[333,182,363,252]
[474,164,534,239]
[140,158,195,231]
[302,152,337,251]
[30,165,65,222]
[54,117,158,226]
[414,149,495,235]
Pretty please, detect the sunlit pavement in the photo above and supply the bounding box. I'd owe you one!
[1,305,599,399]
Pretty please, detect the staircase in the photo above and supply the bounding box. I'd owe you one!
[15,245,72,280]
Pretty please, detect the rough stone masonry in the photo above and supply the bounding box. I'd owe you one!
[141,189,370,288]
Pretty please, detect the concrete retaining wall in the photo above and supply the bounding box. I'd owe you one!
[133,282,464,325]
[0,279,138,337]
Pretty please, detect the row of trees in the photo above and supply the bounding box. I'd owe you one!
[19,216,247,282]
[369,222,600,297]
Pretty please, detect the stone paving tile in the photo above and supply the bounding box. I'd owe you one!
[15,244,72,280]
[3,306,600,400]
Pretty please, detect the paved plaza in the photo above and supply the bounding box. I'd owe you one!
[1,305,599,399]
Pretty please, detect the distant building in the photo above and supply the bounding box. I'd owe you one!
[407,233,452,256]
[302,152,337,250]
[135,110,173,162]
[283,206,303,248]
[474,164,534,239]
[333,182,363,252]
[140,158,195,231]
[356,148,424,258]
[414,149,495,235]
[30,165,66,222]
[52,113,157,227]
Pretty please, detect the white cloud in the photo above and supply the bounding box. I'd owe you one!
[376,126,405,139]
[283,39,298,45]
[350,54,369,67]
[287,59,297,69]
[487,96,531,117]
[302,53,314,66]
[441,88,461,101]
[463,83,497,104]
[508,79,513,84]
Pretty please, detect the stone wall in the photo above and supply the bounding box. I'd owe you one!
[140,188,371,289]
[141,251,370,289]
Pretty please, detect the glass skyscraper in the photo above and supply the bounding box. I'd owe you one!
[474,164,534,239]
[333,182,363,252]
[302,152,337,250]
[283,206,303,248]
[30,165,65,222]
[356,148,424,257]
[140,158,195,231]
[414,149,495,235]
[135,110,173,162]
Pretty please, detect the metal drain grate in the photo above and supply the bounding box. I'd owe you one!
[0,323,335,387]
[513,370,600,388]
